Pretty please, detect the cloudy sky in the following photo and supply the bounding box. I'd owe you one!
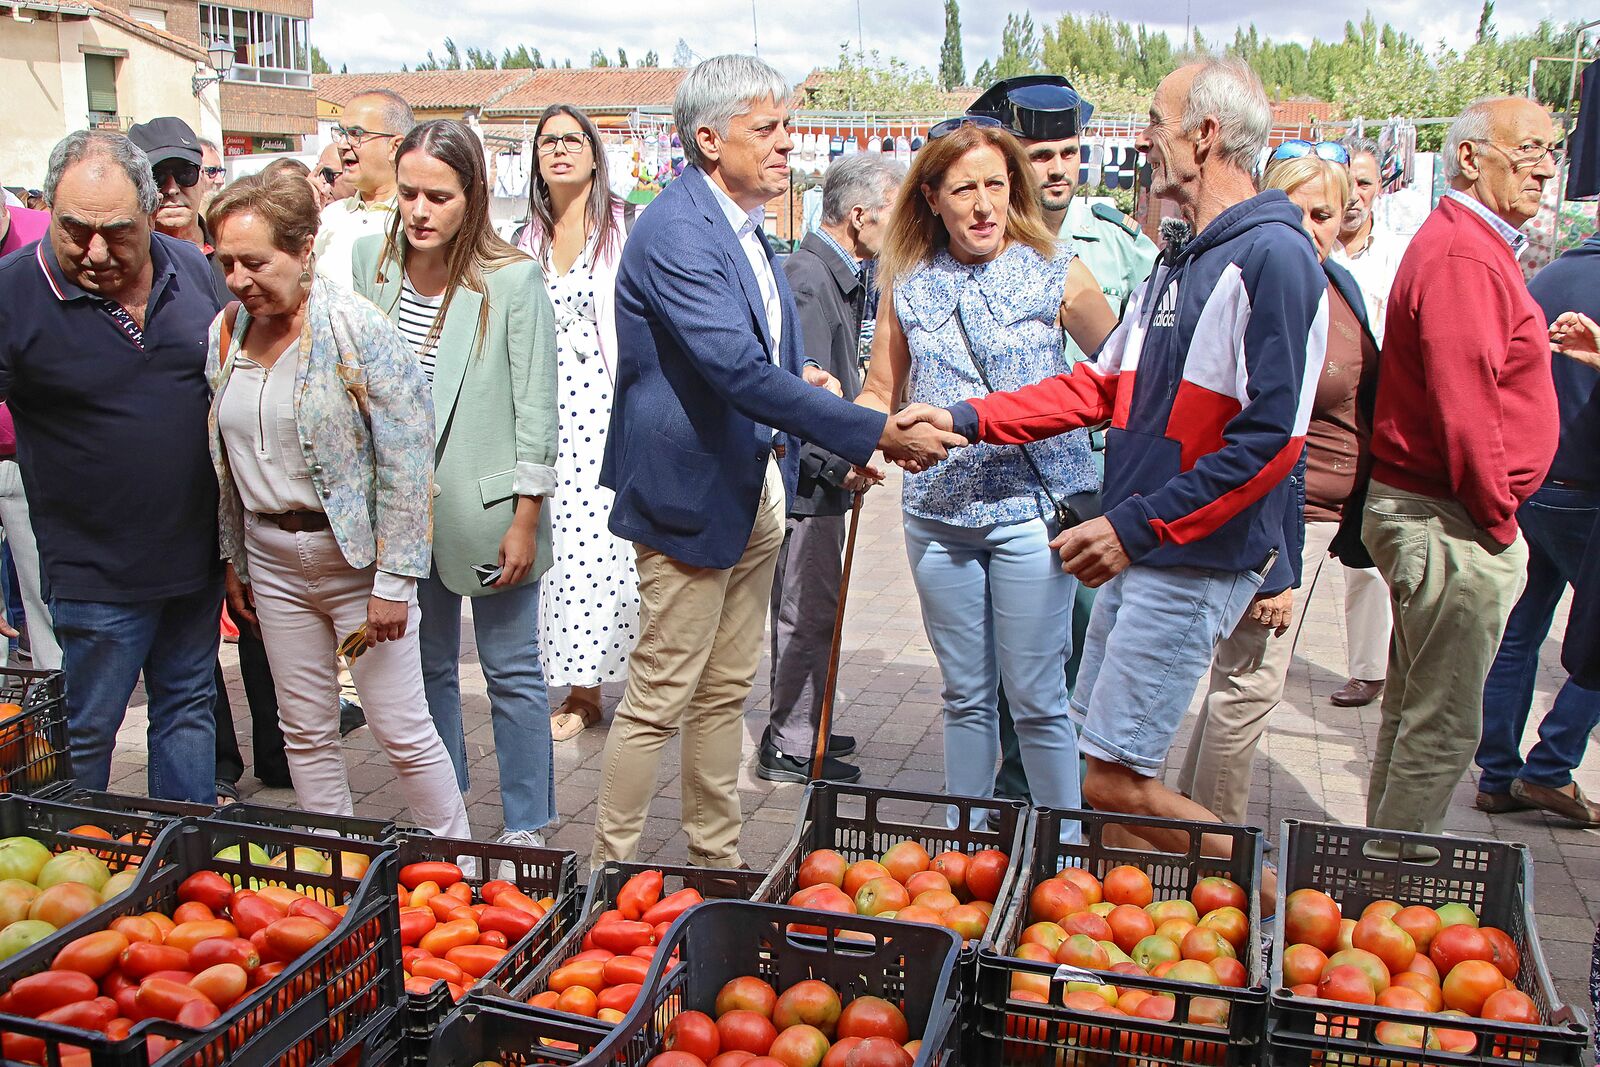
[313,0,1577,82]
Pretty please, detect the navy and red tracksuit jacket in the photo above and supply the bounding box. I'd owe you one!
[949,190,1327,595]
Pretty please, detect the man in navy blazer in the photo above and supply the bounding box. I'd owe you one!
[593,55,961,868]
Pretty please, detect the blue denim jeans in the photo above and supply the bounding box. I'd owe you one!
[418,571,554,833]
[1477,484,1600,794]
[903,514,1081,816]
[1072,563,1263,775]
[50,577,223,803]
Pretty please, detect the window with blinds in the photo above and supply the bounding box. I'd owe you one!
[197,3,311,88]
[85,55,118,116]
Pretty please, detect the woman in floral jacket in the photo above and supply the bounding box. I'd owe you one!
[204,168,470,838]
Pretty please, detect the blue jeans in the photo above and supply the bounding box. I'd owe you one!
[418,572,554,833]
[1477,484,1600,794]
[1072,563,1262,775]
[904,514,1081,816]
[50,577,223,803]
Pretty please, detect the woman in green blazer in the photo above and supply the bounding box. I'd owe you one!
[353,118,560,849]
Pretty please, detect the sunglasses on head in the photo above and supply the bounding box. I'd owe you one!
[153,161,202,188]
[1271,140,1350,165]
[927,114,1004,141]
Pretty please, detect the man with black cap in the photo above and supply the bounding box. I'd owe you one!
[127,118,230,304]
[968,76,1159,806]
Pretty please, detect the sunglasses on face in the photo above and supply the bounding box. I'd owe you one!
[927,114,1004,141]
[153,162,201,189]
[202,165,225,179]
[1271,140,1350,165]
[317,167,340,185]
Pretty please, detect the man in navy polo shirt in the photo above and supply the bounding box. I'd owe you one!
[0,130,223,803]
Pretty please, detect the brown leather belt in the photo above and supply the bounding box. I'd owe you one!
[772,444,786,459]
[256,510,330,533]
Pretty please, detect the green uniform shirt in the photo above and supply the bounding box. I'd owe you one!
[1059,197,1159,366]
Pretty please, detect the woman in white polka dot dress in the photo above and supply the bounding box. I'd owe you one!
[518,104,640,740]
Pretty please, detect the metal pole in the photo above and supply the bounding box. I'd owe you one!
[751,0,759,53]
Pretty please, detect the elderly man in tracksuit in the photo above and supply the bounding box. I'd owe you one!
[898,58,1326,883]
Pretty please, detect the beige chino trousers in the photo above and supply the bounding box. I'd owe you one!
[591,457,787,868]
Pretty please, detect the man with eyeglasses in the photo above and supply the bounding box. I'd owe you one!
[314,90,416,289]
[128,118,229,303]
[197,138,227,206]
[1360,96,1562,841]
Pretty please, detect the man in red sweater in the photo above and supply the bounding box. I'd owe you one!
[1362,96,1561,837]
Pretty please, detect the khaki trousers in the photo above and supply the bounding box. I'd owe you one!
[1342,565,1394,681]
[1179,521,1338,826]
[1362,482,1527,834]
[591,458,787,868]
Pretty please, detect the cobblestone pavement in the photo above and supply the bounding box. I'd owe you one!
[105,469,1598,1014]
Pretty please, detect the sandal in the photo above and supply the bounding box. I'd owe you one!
[215,779,240,806]
[551,694,602,741]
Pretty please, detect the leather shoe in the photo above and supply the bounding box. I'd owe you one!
[758,744,861,784]
[761,727,855,759]
[1475,789,1533,814]
[1330,678,1384,707]
[1511,778,1600,827]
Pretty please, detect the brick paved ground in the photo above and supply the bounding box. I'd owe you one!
[105,469,1598,1015]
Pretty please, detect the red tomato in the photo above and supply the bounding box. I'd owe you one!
[443,944,506,979]
[178,871,234,913]
[8,971,100,1016]
[477,930,509,949]
[188,937,260,974]
[264,917,333,959]
[648,1055,713,1067]
[615,870,664,920]
[399,861,464,890]
[843,1036,914,1067]
[51,930,131,979]
[717,1010,777,1055]
[133,977,210,1021]
[836,996,909,1044]
[666,1009,721,1060]
[190,963,249,1008]
[597,983,641,1013]
[166,919,239,954]
[171,901,215,925]
[119,942,192,980]
[231,894,285,938]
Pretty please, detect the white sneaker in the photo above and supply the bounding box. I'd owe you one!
[495,828,547,883]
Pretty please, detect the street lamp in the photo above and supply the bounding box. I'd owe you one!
[192,38,235,96]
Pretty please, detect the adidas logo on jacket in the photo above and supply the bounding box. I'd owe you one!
[950,189,1328,593]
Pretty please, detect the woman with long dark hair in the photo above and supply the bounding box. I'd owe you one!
[353,118,560,850]
[518,104,640,741]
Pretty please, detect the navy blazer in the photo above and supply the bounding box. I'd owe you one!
[600,167,887,569]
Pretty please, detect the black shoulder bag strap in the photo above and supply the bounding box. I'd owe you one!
[951,303,1087,531]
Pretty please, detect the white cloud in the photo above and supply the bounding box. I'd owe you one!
[314,0,1580,84]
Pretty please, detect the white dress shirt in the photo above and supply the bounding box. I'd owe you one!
[704,176,782,360]
[314,195,397,291]
[1330,222,1411,346]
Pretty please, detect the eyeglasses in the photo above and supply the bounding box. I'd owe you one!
[317,166,340,185]
[202,165,225,179]
[928,114,1005,140]
[332,125,394,146]
[152,161,201,189]
[1271,140,1350,165]
[1470,139,1565,171]
[536,132,590,155]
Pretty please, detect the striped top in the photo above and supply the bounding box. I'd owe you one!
[396,275,444,381]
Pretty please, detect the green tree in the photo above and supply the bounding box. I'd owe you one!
[672,39,694,67]
[938,0,965,90]
[590,49,610,67]
[501,45,543,69]
[804,47,946,111]
[617,48,629,67]
[416,38,462,71]
[992,12,1041,81]
[1475,1,1496,44]
[463,45,497,69]
[641,50,659,67]
[311,45,332,74]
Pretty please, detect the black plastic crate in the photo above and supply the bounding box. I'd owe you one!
[975,806,1269,1067]
[0,668,70,797]
[396,833,580,1067]
[209,803,399,844]
[1266,819,1590,1067]
[0,814,401,1067]
[596,899,962,1066]
[422,1000,617,1067]
[43,788,215,823]
[754,781,1028,971]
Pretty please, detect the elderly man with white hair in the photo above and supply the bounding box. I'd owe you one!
[898,58,1326,887]
[1361,95,1561,838]
[591,55,963,867]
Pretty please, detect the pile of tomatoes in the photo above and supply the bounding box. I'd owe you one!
[524,869,701,1025]
[652,976,922,1067]
[784,841,1009,944]
[397,861,556,1002]
[0,868,345,1065]
[1282,889,1536,1054]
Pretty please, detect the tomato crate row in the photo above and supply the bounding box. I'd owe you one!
[1265,819,1589,1067]
[0,668,71,798]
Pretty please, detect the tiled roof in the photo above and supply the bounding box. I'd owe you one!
[485,68,688,114]
[314,70,534,110]
[1271,98,1342,128]
[81,0,207,63]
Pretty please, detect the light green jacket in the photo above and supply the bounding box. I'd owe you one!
[352,236,559,597]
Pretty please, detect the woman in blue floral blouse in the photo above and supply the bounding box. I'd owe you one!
[205,168,471,839]
[856,120,1116,824]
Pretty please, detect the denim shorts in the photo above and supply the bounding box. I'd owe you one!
[1070,563,1265,776]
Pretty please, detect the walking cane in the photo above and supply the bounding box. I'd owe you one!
[810,490,865,781]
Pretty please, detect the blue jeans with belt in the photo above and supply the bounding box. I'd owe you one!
[418,571,554,833]
[51,577,223,803]
[903,513,1081,816]
[1477,483,1600,794]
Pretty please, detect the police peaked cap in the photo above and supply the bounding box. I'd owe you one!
[967,75,1094,141]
